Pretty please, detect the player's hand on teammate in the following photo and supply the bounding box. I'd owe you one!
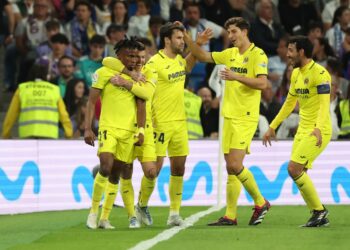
[310,128,322,147]
[196,28,213,46]
[262,127,276,147]
[110,75,131,88]
[129,71,146,82]
[134,133,144,146]
[84,128,96,146]
[220,68,237,81]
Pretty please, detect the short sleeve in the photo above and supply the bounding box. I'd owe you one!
[315,69,331,94]
[212,48,231,65]
[91,68,110,90]
[253,50,268,76]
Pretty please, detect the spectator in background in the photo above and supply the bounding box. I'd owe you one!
[15,0,52,85]
[105,24,126,57]
[325,6,350,57]
[260,81,282,123]
[2,0,17,92]
[326,57,349,97]
[101,0,129,34]
[278,0,319,35]
[330,75,341,139]
[198,87,219,139]
[92,0,112,27]
[184,89,204,139]
[71,97,91,138]
[127,0,151,38]
[63,78,88,117]
[76,35,106,88]
[66,0,100,57]
[53,55,83,97]
[250,0,285,57]
[35,33,70,81]
[275,64,293,104]
[336,83,350,138]
[1,65,72,139]
[307,21,324,44]
[147,16,164,51]
[36,19,61,57]
[224,0,256,24]
[322,0,350,31]
[268,36,288,93]
[200,0,229,27]
[341,27,350,76]
[312,37,336,67]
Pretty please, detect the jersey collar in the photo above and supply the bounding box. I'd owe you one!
[300,59,315,73]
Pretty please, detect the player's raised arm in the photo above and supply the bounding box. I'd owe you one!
[183,27,214,63]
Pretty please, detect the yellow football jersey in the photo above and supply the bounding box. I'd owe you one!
[289,60,332,133]
[92,66,137,132]
[145,50,187,125]
[101,57,156,124]
[212,43,268,122]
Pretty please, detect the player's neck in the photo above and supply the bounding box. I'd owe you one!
[300,58,312,68]
[163,47,177,59]
[238,39,251,55]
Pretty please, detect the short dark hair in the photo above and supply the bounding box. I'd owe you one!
[74,0,92,12]
[137,37,152,47]
[184,2,201,11]
[307,21,323,34]
[89,35,106,45]
[149,16,164,27]
[288,36,314,58]
[159,22,185,48]
[114,36,145,54]
[224,17,250,32]
[50,33,69,45]
[27,64,48,81]
[106,24,126,38]
[58,55,76,66]
[45,19,60,31]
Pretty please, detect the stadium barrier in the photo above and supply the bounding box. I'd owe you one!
[0,140,349,215]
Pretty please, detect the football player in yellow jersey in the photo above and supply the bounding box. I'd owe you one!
[183,17,271,226]
[84,37,153,229]
[145,22,212,226]
[263,36,332,227]
[101,42,158,227]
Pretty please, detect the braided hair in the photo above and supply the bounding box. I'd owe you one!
[113,36,145,54]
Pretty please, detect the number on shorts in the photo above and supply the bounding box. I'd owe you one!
[98,130,107,141]
[153,132,165,144]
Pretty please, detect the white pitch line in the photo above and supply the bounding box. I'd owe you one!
[128,205,224,250]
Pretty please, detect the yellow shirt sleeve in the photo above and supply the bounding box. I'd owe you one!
[211,49,231,65]
[1,89,20,138]
[91,68,111,90]
[315,71,331,130]
[253,50,268,76]
[130,68,156,100]
[58,98,73,138]
[102,57,124,73]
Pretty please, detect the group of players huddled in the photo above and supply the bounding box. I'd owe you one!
[84,16,332,229]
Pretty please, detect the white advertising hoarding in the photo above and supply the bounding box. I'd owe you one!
[0,140,349,214]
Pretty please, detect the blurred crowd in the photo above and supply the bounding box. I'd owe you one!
[1,0,350,140]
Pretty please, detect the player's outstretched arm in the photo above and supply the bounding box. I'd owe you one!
[269,93,298,132]
[110,75,152,101]
[84,88,100,146]
[183,27,214,63]
[184,28,214,72]
[262,127,276,147]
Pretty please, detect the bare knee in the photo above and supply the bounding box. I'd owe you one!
[170,156,186,176]
[121,164,133,179]
[226,160,244,175]
[144,168,157,179]
[287,162,304,179]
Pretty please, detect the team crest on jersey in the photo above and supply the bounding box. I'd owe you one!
[92,73,98,83]
[243,57,249,63]
[304,78,309,85]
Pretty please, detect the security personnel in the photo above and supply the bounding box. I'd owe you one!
[338,99,350,139]
[184,89,203,139]
[2,65,73,139]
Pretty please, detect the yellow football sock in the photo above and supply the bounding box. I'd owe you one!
[225,175,241,220]
[169,175,183,214]
[236,167,265,207]
[90,172,108,214]
[120,178,135,218]
[138,176,156,207]
[100,182,119,220]
[294,172,323,211]
[299,189,312,210]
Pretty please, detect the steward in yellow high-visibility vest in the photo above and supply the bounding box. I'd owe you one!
[2,65,73,139]
[184,89,203,139]
[338,99,350,138]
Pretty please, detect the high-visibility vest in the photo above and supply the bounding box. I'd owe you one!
[339,100,350,136]
[18,80,60,138]
[184,89,203,139]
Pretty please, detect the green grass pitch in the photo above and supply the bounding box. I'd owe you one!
[1,205,349,250]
